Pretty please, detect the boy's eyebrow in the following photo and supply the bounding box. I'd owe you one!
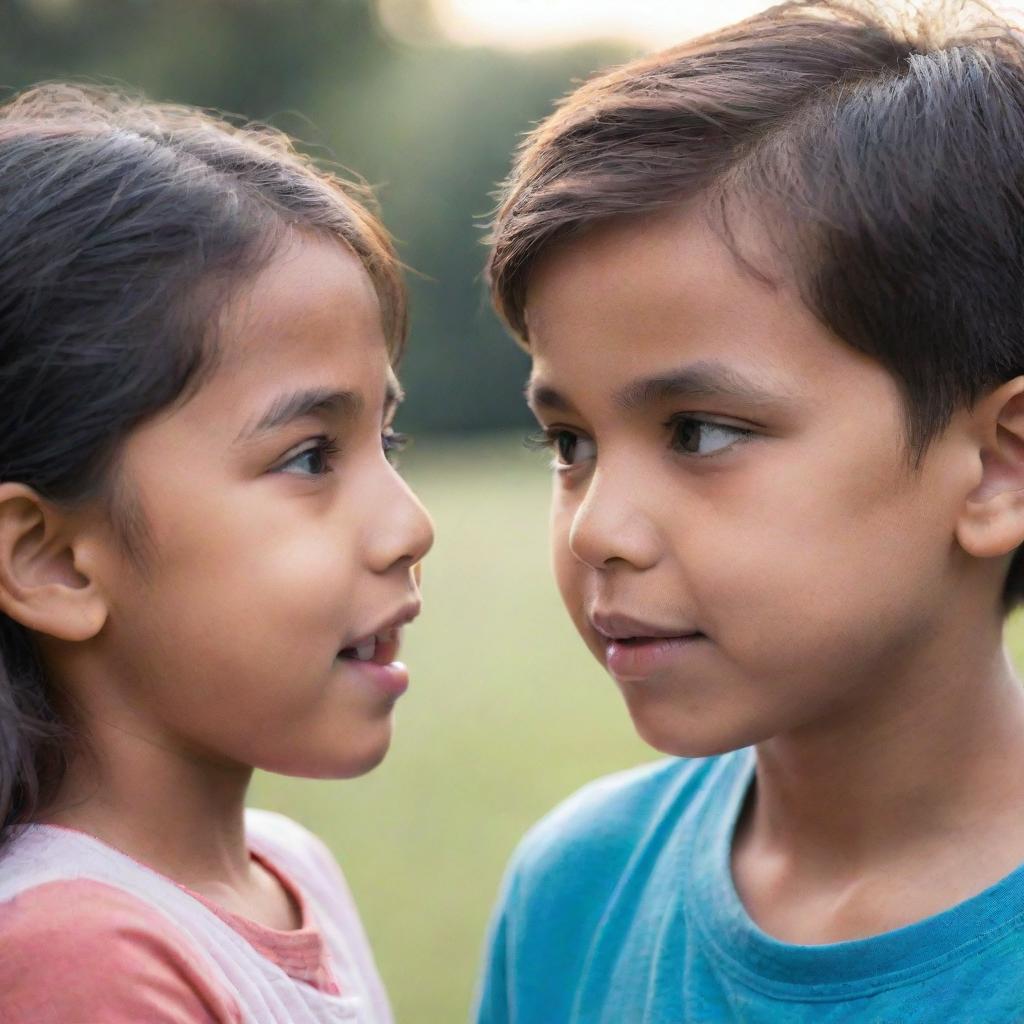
[236,378,402,443]
[527,361,792,414]
[614,361,794,411]
[526,380,578,414]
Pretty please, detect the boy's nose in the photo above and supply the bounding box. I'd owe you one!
[568,472,660,572]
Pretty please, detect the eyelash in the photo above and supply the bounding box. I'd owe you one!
[525,415,753,468]
[664,414,753,456]
[382,428,409,466]
[276,429,410,476]
[277,435,341,476]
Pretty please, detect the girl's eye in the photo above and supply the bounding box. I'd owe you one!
[382,428,409,466]
[276,436,339,476]
[669,416,752,456]
[525,429,597,468]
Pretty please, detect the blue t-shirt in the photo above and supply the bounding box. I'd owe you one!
[473,749,1024,1023]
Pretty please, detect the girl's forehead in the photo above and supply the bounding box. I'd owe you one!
[149,239,394,441]
[213,234,385,369]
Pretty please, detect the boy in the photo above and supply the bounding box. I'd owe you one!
[474,2,1024,1021]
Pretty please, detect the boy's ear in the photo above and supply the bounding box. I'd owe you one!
[0,482,108,642]
[956,377,1024,559]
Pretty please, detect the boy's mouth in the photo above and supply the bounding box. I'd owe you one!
[610,634,703,645]
[589,610,706,681]
[589,610,703,643]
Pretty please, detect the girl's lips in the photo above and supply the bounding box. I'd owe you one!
[604,634,706,681]
[336,655,409,699]
[336,629,408,698]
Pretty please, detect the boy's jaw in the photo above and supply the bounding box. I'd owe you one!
[590,609,706,683]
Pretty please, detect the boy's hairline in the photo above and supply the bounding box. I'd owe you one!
[514,196,945,477]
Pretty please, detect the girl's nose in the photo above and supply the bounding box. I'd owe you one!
[366,469,435,574]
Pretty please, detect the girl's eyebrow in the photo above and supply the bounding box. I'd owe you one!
[237,378,404,444]
[236,387,362,443]
[383,372,404,422]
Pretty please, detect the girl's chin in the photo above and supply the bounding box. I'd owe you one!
[258,726,394,780]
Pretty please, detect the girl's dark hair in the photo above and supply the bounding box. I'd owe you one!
[0,83,407,845]
[487,1,1024,608]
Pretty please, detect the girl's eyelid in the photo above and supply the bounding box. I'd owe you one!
[271,433,340,473]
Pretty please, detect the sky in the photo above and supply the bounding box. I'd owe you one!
[379,0,780,50]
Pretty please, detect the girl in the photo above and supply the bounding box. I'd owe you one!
[0,84,433,1022]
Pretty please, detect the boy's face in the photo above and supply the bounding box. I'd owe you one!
[81,233,433,779]
[525,207,977,756]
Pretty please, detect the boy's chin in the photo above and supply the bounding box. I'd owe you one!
[622,695,760,760]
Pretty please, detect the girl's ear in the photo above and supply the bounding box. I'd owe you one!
[0,482,108,641]
[956,378,1024,559]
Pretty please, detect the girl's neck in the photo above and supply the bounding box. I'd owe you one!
[42,715,254,889]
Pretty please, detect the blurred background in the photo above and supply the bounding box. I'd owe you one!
[2,1,980,1020]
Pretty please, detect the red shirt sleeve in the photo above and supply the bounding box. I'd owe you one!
[0,879,243,1024]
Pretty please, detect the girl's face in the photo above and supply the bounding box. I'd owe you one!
[86,233,434,778]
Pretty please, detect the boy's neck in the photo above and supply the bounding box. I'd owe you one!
[731,615,1024,943]
[750,651,1024,852]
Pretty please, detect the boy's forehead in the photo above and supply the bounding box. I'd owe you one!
[521,205,887,422]
[524,204,784,349]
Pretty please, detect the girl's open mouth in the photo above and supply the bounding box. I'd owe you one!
[338,629,400,666]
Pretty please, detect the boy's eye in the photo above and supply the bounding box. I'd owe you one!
[382,428,409,466]
[526,428,597,468]
[276,436,339,476]
[669,416,752,456]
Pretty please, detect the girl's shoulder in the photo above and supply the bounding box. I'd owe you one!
[243,808,390,1007]
[0,815,389,1022]
[0,876,242,1023]
[244,809,348,893]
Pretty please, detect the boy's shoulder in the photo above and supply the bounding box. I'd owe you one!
[508,751,742,892]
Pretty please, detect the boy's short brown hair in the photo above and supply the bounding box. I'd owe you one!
[487,0,1024,606]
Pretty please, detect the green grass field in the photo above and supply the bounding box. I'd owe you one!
[249,433,1024,1022]
[249,434,654,1022]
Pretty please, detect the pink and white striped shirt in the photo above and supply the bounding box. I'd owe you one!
[0,809,393,1023]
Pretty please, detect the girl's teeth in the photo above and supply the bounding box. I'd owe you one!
[354,639,376,661]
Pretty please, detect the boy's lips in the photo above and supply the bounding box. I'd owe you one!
[589,609,706,681]
[589,609,703,642]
